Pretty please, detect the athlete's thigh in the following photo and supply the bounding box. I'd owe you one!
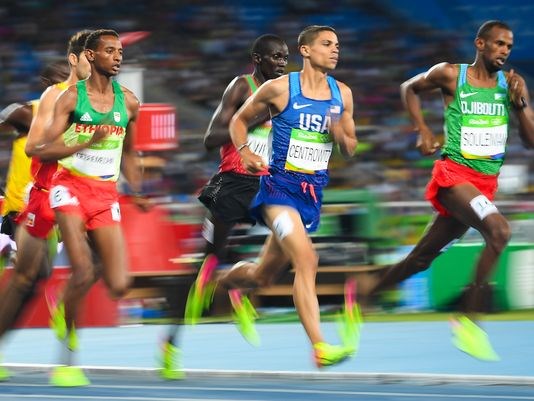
[55,211,91,270]
[13,227,47,278]
[88,224,128,285]
[437,183,505,233]
[262,205,314,263]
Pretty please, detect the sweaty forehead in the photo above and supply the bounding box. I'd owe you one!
[488,27,513,42]
[266,41,288,53]
[98,35,122,49]
[315,30,338,43]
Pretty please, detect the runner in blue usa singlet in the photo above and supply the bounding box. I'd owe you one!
[251,71,343,232]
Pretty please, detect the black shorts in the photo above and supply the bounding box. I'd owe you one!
[198,172,260,225]
[0,211,19,239]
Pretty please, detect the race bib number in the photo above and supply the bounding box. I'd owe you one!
[469,195,498,220]
[460,122,507,159]
[285,128,333,174]
[49,185,79,208]
[72,145,121,178]
[110,201,121,222]
[26,212,35,227]
[247,127,270,164]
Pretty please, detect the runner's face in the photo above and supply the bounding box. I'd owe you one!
[305,30,339,71]
[481,27,513,72]
[92,35,123,76]
[259,42,289,79]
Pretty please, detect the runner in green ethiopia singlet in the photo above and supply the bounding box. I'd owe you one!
[442,63,511,175]
[60,79,129,181]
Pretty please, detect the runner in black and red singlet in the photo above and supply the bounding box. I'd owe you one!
[182,34,288,343]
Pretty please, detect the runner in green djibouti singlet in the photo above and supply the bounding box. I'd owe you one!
[443,63,510,175]
[363,20,534,362]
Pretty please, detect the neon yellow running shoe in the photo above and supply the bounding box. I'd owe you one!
[0,353,9,381]
[451,316,499,362]
[0,359,10,381]
[336,277,362,354]
[159,341,185,380]
[229,289,260,346]
[313,342,353,368]
[48,302,67,342]
[47,299,79,351]
[45,283,68,340]
[184,254,218,325]
[49,365,90,387]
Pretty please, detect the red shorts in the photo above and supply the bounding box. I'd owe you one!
[17,185,55,239]
[425,158,498,216]
[49,169,120,230]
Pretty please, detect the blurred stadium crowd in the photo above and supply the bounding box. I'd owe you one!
[1,0,533,201]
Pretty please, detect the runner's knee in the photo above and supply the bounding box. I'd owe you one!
[12,270,38,293]
[107,275,131,299]
[255,269,275,287]
[293,251,318,275]
[485,220,511,253]
[69,265,95,290]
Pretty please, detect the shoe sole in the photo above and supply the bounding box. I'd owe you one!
[450,319,500,362]
[49,367,90,387]
[315,351,352,368]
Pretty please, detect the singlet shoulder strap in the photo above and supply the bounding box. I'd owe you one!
[56,81,69,91]
[496,70,507,89]
[326,75,342,103]
[244,74,259,93]
[112,80,124,96]
[289,72,300,99]
[30,99,39,115]
[457,64,468,87]
[76,79,88,96]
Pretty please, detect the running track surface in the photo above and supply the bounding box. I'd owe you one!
[1,321,533,400]
[2,373,534,401]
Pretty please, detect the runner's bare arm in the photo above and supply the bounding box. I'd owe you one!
[29,87,105,161]
[229,78,284,173]
[120,90,143,194]
[25,85,62,156]
[203,76,250,151]
[400,63,455,155]
[506,70,534,147]
[330,82,357,158]
[0,102,33,137]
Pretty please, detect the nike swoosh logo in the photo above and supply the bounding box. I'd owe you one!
[459,91,478,99]
[293,102,312,110]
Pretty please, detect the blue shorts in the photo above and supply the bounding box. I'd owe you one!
[250,173,323,233]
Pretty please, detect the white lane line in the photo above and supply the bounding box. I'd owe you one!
[5,364,534,386]
[1,384,534,400]
[0,396,241,401]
